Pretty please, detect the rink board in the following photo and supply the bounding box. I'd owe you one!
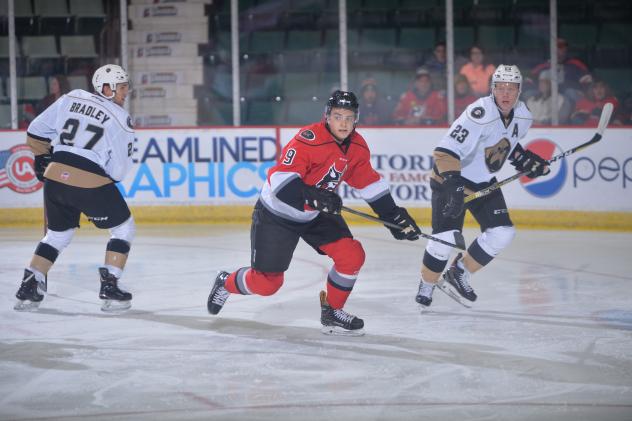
[0,127,630,228]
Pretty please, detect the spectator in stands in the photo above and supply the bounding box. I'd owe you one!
[531,38,592,101]
[357,77,392,126]
[35,75,71,116]
[459,45,495,97]
[423,42,447,91]
[454,74,477,117]
[570,79,619,126]
[614,93,632,125]
[392,67,446,126]
[527,70,573,125]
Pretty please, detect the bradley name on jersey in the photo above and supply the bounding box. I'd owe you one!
[69,101,111,125]
[436,95,533,184]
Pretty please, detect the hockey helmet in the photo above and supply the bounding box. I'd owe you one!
[492,64,522,88]
[92,64,129,99]
[325,90,359,122]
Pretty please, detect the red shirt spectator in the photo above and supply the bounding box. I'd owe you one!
[393,68,447,125]
[454,74,477,117]
[571,80,619,126]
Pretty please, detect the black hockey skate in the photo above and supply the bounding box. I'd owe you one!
[415,279,435,308]
[207,271,230,315]
[99,267,132,312]
[320,290,364,336]
[14,269,45,311]
[442,253,477,302]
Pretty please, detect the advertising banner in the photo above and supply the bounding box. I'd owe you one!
[1,127,631,211]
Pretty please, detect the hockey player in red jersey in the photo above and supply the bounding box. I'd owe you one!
[207,90,422,336]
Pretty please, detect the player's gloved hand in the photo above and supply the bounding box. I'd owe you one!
[383,207,421,241]
[510,143,550,179]
[34,153,52,182]
[441,171,465,219]
[304,186,342,214]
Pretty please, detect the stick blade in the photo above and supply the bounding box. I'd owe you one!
[453,232,466,250]
[597,102,614,135]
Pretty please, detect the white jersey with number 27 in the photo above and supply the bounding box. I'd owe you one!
[27,89,134,182]
[436,95,533,184]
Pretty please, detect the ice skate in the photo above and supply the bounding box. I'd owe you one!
[207,271,230,315]
[99,267,132,312]
[415,279,435,309]
[319,291,364,336]
[442,253,477,302]
[14,269,45,311]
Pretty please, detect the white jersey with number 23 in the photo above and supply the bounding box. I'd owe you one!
[436,95,533,184]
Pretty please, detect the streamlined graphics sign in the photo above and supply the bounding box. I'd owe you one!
[120,128,279,204]
[1,127,630,211]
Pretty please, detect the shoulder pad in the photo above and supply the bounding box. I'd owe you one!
[465,97,496,124]
[298,128,316,141]
[294,122,331,144]
[513,101,533,120]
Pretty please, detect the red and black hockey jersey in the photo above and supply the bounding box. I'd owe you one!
[259,121,391,223]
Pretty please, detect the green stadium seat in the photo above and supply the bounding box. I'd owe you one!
[320,72,340,98]
[439,26,476,52]
[324,29,360,50]
[22,36,59,58]
[0,36,20,58]
[248,31,285,53]
[286,98,324,125]
[559,24,598,49]
[399,28,435,51]
[18,76,47,101]
[516,25,549,51]
[246,99,285,125]
[599,24,630,47]
[286,30,322,51]
[478,25,515,50]
[361,29,397,51]
[245,72,283,99]
[283,72,320,99]
[60,36,97,58]
[67,75,89,91]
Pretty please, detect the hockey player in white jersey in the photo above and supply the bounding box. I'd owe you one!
[415,64,550,308]
[14,64,136,312]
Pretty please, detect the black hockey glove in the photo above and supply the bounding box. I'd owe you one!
[304,186,342,214]
[440,171,465,219]
[510,143,550,179]
[383,207,421,241]
[34,153,52,182]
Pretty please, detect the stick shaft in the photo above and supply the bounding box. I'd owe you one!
[464,103,612,204]
[341,206,465,250]
[464,133,602,204]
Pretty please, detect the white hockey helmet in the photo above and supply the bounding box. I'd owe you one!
[92,64,129,99]
[492,64,522,89]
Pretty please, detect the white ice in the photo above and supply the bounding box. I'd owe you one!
[1,225,631,421]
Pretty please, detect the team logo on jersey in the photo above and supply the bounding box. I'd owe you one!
[299,130,315,141]
[519,139,567,198]
[316,159,347,190]
[0,145,42,194]
[471,106,485,119]
[484,138,511,173]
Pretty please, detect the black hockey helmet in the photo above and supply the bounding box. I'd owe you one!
[325,90,359,121]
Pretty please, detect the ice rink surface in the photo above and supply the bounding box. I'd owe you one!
[1,224,631,421]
